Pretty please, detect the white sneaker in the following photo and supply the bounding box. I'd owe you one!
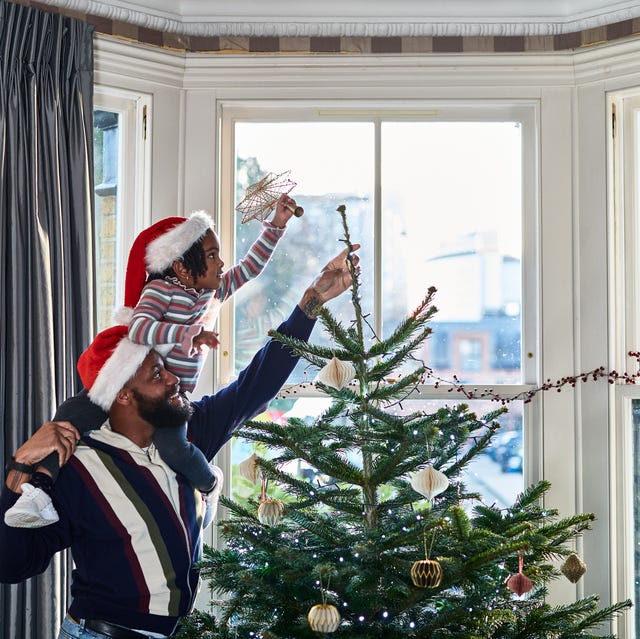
[202,465,224,530]
[4,484,59,528]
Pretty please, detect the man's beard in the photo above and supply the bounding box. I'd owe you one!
[131,388,194,429]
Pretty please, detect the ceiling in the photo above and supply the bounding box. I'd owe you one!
[40,0,640,37]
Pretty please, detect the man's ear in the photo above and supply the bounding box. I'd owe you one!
[115,386,134,406]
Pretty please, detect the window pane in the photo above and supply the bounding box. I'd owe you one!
[231,398,523,510]
[233,122,375,378]
[94,110,121,332]
[381,122,523,385]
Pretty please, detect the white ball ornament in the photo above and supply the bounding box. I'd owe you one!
[410,465,449,500]
[308,603,341,633]
[316,357,356,390]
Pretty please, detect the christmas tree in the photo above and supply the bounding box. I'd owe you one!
[179,206,631,638]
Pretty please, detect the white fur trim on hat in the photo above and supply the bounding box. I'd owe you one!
[112,306,135,326]
[87,337,152,411]
[145,211,213,274]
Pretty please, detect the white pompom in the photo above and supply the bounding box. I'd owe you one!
[112,306,134,326]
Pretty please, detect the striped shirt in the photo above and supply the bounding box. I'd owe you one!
[128,222,285,392]
[0,306,315,636]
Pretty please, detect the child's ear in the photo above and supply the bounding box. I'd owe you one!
[172,259,194,287]
[173,260,188,279]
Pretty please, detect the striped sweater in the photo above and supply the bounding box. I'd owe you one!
[128,221,286,392]
[0,306,315,635]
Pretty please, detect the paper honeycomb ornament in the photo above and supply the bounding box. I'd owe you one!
[410,558,443,588]
[257,498,284,526]
[506,555,533,596]
[410,465,450,501]
[561,552,587,583]
[316,357,356,390]
[238,452,259,484]
[308,603,341,633]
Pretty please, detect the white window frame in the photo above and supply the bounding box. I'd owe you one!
[93,87,152,308]
[608,90,640,639]
[216,100,542,486]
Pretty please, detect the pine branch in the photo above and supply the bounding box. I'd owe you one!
[366,369,426,402]
[265,329,338,367]
[366,288,438,358]
[367,328,433,379]
[317,308,363,353]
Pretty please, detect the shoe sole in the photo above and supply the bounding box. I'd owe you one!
[4,512,59,528]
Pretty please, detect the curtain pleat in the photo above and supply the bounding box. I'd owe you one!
[0,3,94,638]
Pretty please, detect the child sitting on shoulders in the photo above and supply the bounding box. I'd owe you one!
[5,194,297,528]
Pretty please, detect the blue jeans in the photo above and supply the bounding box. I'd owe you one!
[57,616,108,639]
[57,616,167,639]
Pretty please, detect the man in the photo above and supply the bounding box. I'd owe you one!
[0,245,359,639]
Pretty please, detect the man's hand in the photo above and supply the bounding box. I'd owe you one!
[299,244,361,318]
[6,421,80,492]
[13,421,80,467]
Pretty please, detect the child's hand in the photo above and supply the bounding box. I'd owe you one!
[193,330,220,352]
[270,194,298,228]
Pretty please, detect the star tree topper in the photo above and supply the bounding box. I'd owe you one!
[235,170,304,223]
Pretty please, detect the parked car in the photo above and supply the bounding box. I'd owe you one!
[488,430,520,462]
[499,435,523,473]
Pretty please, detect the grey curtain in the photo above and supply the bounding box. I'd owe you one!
[0,3,94,638]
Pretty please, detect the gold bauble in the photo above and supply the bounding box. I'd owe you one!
[410,465,450,500]
[410,559,443,588]
[257,498,284,526]
[561,552,587,583]
[316,357,356,390]
[308,603,341,633]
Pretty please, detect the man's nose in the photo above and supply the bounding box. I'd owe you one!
[165,370,180,386]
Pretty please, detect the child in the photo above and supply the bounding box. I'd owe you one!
[5,194,297,528]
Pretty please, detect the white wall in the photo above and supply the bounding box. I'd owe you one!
[94,34,640,633]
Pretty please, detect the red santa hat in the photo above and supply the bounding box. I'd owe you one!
[77,325,152,411]
[114,211,214,325]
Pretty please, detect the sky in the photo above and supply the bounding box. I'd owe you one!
[235,120,522,259]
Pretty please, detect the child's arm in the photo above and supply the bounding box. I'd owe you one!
[128,279,206,356]
[216,194,296,302]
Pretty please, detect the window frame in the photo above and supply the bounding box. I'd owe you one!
[93,87,152,321]
[609,90,640,639]
[215,100,541,488]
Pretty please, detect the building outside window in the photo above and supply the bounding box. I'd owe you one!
[93,109,120,331]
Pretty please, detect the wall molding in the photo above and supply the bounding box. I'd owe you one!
[5,0,632,55]
[94,31,640,93]
[37,0,640,38]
